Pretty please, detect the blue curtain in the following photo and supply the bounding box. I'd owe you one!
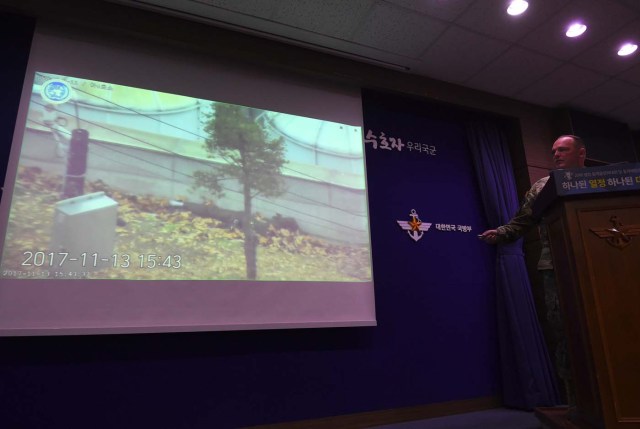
[466,121,561,409]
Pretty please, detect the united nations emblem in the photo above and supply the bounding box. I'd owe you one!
[396,209,432,242]
[41,79,73,104]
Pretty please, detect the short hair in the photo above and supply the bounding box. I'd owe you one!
[557,134,585,149]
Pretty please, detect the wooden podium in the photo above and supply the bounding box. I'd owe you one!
[532,164,640,429]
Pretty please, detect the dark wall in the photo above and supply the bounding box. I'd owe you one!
[554,108,638,164]
[0,12,499,429]
[0,11,33,193]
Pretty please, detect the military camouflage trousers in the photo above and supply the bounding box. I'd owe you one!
[542,270,574,405]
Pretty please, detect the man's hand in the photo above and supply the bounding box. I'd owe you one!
[479,229,498,244]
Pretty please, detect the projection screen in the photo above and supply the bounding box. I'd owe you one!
[0,25,375,335]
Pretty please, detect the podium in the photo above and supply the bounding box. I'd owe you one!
[532,164,640,429]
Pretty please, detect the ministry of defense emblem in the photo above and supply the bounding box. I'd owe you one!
[590,215,640,250]
[397,209,432,242]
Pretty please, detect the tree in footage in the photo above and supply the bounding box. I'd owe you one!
[193,103,286,279]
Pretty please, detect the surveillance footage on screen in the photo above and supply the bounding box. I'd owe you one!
[0,72,372,283]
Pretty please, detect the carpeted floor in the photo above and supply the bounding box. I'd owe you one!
[368,408,541,429]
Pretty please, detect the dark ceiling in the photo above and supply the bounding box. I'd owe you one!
[109,0,640,130]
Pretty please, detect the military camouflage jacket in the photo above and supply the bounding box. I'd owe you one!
[495,176,553,270]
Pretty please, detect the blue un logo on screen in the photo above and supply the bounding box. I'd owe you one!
[42,80,72,104]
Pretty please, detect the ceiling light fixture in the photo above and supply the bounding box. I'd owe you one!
[566,22,587,38]
[507,0,529,16]
[618,42,638,56]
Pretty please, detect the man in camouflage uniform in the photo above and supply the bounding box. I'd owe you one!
[479,135,587,405]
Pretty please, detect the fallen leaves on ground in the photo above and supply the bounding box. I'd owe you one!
[2,166,372,282]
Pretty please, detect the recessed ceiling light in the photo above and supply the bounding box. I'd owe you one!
[566,22,587,38]
[507,0,529,16]
[618,42,638,56]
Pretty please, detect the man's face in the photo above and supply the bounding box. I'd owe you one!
[551,137,585,169]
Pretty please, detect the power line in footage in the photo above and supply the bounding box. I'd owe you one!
[24,114,366,234]
[36,72,362,190]
[33,74,369,234]
[30,96,364,215]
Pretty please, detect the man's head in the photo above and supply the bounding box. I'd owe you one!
[551,135,586,169]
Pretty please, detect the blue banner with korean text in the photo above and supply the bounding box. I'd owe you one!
[552,163,640,196]
[362,90,499,402]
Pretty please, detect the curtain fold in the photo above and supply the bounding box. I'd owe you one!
[466,121,560,409]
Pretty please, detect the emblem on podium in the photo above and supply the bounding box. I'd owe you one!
[589,215,640,250]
